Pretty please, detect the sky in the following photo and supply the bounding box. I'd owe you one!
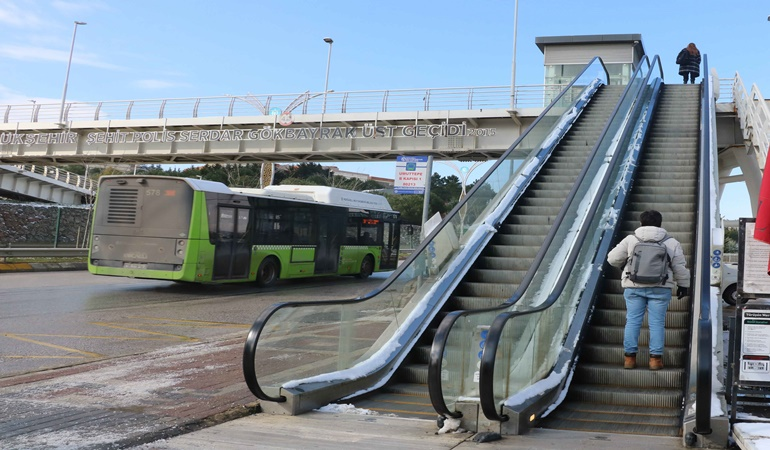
[0,0,768,219]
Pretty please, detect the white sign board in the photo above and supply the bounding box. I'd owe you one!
[740,308,770,383]
[394,155,429,195]
[739,220,770,298]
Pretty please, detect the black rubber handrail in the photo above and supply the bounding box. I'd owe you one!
[243,57,611,403]
[474,56,664,422]
[693,54,713,435]
[428,55,660,419]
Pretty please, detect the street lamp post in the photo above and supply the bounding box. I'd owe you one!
[322,37,333,114]
[59,21,86,125]
[510,0,519,109]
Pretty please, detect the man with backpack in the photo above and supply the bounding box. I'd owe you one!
[607,210,690,370]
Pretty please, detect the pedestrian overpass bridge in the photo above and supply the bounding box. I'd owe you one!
[0,86,542,165]
[0,72,767,213]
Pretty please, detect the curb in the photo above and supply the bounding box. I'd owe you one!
[0,262,87,272]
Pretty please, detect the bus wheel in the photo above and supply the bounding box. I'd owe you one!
[356,255,374,279]
[256,257,280,287]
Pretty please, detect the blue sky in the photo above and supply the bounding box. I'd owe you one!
[0,0,767,219]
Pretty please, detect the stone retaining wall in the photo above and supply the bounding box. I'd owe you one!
[0,202,92,247]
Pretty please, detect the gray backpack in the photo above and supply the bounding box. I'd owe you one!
[626,235,672,284]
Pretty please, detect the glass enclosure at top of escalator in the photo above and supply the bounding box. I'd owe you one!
[248,58,612,398]
[435,56,662,414]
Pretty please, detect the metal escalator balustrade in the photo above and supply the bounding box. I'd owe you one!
[242,57,610,415]
[427,56,661,427]
[358,80,623,417]
[539,60,713,439]
[684,54,719,443]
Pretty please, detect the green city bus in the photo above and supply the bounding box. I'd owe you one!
[88,176,400,285]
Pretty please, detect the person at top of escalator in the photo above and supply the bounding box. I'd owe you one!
[676,43,701,84]
[607,210,690,371]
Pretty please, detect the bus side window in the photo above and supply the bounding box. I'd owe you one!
[346,219,359,245]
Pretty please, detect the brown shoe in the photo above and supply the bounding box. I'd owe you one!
[649,355,663,371]
[624,353,636,369]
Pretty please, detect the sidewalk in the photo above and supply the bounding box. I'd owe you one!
[149,409,686,450]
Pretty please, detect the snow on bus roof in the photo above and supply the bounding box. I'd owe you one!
[229,187,315,202]
[182,178,392,211]
[183,177,234,194]
[263,185,393,211]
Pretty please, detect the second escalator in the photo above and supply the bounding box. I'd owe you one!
[346,85,625,418]
[539,83,701,437]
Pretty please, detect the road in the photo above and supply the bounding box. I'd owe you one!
[0,270,385,378]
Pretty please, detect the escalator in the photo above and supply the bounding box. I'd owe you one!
[538,83,701,436]
[348,85,624,418]
[242,58,621,418]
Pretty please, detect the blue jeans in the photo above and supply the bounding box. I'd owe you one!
[623,287,672,356]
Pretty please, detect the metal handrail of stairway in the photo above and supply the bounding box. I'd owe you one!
[426,55,663,422]
[242,58,610,408]
[683,53,716,440]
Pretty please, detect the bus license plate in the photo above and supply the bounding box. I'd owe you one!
[124,262,148,269]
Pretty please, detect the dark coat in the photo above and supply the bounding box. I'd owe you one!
[678,48,701,77]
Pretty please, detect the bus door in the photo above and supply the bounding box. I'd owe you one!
[380,220,400,270]
[315,212,344,274]
[213,206,251,280]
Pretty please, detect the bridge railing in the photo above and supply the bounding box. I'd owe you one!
[732,71,770,168]
[2,85,560,124]
[8,164,96,192]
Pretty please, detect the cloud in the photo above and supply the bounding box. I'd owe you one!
[133,79,191,90]
[0,84,60,106]
[0,0,46,28]
[51,0,110,14]
[0,44,122,70]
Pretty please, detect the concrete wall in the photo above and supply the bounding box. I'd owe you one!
[0,202,92,247]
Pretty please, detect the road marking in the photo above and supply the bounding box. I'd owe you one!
[90,322,198,341]
[124,316,250,328]
[0,316,246,360]
[2,333,103,358]
[9,333,174,341]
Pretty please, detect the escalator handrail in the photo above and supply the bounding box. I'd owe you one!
[693,54,713,435]
[475,55,664,423]
[428,56,661,418]
[243,57,611,403]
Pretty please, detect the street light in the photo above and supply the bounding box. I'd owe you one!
[59,21,86,125]
[322,37,333,114]
[510,0,519,109]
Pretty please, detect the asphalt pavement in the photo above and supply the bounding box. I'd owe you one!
[0,328,685,450]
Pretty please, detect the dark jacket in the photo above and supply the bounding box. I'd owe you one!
[678,48,701,77]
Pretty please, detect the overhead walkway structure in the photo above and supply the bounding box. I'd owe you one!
[0,87,545,165]
[0,164,94,204]
[242,54,729,448]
